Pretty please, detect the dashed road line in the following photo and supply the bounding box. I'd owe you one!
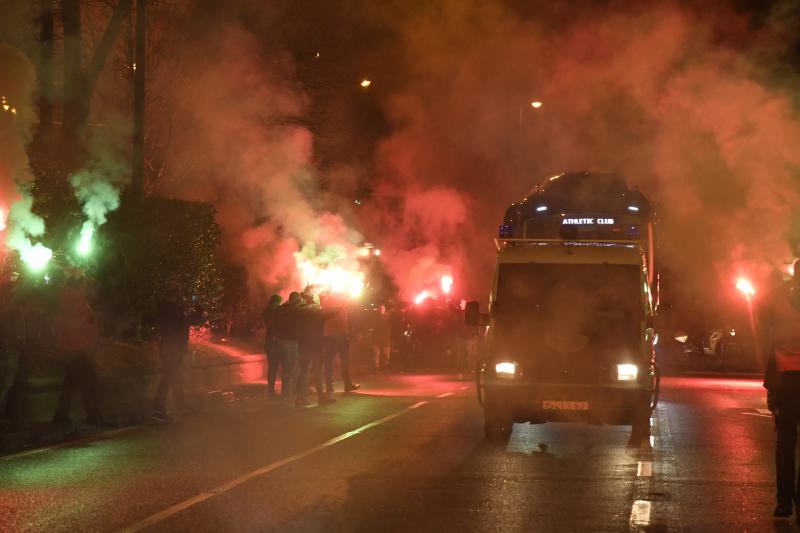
[742,412,772,418]
[436,392,454,398]
[1,425,142,461]
[756,408,772,416]
[629,500,652,527]
[119,399,432,532]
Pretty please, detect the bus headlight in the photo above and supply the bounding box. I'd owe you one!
[616,363,638,382]
[495,362,518,378]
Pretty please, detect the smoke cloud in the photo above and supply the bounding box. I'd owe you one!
[355,1,800,310]
[69,124,130,257]
[156,22,364,298]
[0,41,51,269]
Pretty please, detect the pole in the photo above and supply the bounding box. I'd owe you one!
[132,0,147,201]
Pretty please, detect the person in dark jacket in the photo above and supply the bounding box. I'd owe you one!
[763,259,800,520]
[322,293,359,394]
[52,276,104,425]
[294,291,337,407]
[153,284,201,421]
[263,294,285,396]
[0,280,28,429]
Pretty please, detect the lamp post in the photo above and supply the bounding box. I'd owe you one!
[519,100,542,130]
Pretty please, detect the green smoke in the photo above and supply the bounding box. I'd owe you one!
[6,194,53,272]
[69,172,121,258]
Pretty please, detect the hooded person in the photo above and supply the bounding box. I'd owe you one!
[294,290,338,407]
[263,294,284,396]
[52,274,104,425]
[763,259,800,520]
[153,282,202,421]
[0,278,28,429]
[321,293,359,394]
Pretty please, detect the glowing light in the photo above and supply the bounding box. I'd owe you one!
[414,290,430,305]
[294,247,366,300]
[495,362,517,377]
[76,225,94,256]
[536,205,548,212]
[0,208,6,231]
[530,101,542,108]
[617,363,638,381]
[21,243,53,272]
[627,205,640,212]
[360,79,372,88]
[441,275,454,294]
[374,249,381,257]
[674,335,688,343]
[736,277,756,300]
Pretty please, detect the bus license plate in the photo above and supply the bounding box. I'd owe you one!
[542,401,589,411]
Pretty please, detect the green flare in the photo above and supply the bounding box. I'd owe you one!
[76,224,94,256]
[21,243,53,272]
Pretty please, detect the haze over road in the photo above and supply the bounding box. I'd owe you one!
[0,375,777,531]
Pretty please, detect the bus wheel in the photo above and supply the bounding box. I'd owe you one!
[484,410,513,441]
[628,405,651,448]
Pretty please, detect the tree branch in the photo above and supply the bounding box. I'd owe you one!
[85,0,133,96]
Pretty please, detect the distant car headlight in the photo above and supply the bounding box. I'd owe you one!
[495,361,518,378]
[617,363,638,382]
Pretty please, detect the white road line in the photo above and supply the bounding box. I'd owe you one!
[629,500,652,527]
[459,385,469,390]
[757,408,773,415]
[119,402,427,532]
[637,461,652,477]
[742,412,772,418]
[1,425,141,461]
[436,392,454,398]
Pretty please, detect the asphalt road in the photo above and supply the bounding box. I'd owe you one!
[0,374,788,532]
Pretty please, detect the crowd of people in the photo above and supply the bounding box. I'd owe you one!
[262,290,360,408]
[0,274,205,429]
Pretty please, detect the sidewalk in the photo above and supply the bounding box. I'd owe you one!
[1,338,267,454]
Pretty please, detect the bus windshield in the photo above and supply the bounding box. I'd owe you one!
[493,263,643,363]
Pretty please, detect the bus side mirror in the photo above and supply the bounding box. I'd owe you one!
[465,301,480,326]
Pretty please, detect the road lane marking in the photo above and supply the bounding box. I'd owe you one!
[629,500,652,527]
[742,412,772,418]
[120,401,429,532]
[436,392,454,398]
[637,461,652,477]
[459,385,469,390]
[1,425,141,461]
[757,408,772,415]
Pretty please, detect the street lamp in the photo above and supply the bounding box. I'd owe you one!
[360,79,372,88]
[735,276,762,368]
[519,100,542,129]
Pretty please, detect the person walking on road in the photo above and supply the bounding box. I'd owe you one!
[0,279,28,430]
[154,284,201,421]
[52,275,105,426]
[263,294,285,397]
[763,259,800,521]
[366,304,390,373]
[322,294,359,395]
[294,291,337,407]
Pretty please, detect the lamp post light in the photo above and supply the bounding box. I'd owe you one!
[519,100,542,130]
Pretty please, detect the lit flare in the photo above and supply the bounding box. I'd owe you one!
[440,275,454,294]
[736,277,756,300]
